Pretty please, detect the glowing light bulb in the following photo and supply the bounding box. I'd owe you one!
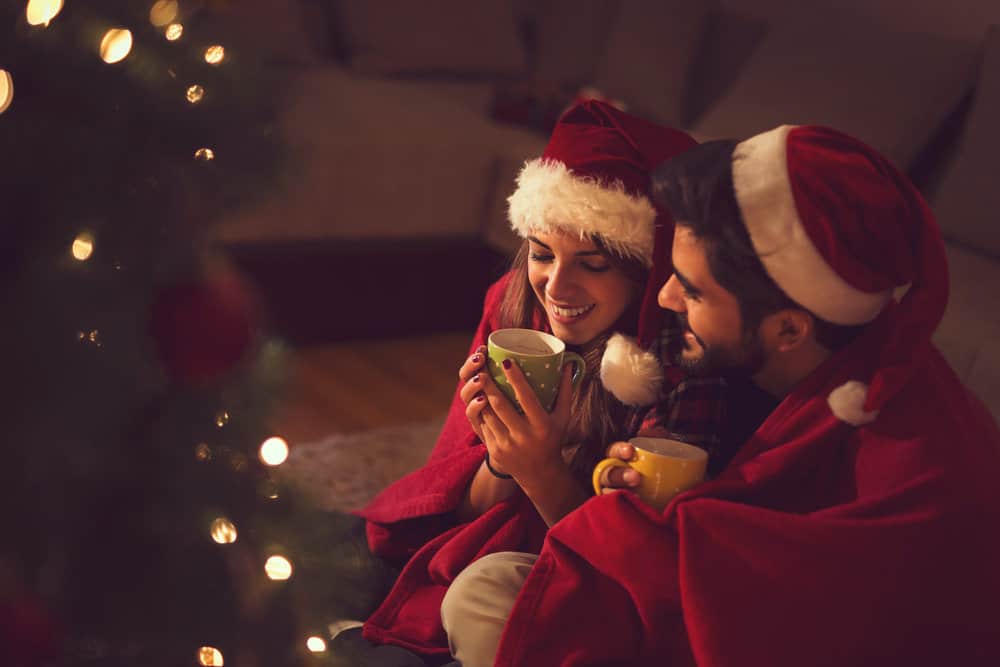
[259,437,289,466]
[72,232,94,261]
[197,646,223,666]
[306,636,327,653]
[265,555,292,580]
[100,29,133,64]
[25,0,63,26]
[165,23,183,41]
[194,147,215,161]
[210,517,237,544]
[186,84,204,104]
[204,45,225,65]
[0,70,13,115]
[214,411,229,428]
[149,0,178,27]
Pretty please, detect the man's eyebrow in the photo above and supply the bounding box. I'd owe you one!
[673,268,701,296]
[527,236,603,257]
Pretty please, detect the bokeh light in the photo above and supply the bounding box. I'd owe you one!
[149,0,178,27]
[265,555,292,580]
[71,232,94,261]
[186,84,204,104]
[197,646,223,666]
[210,517,237,544]
[194,442,211,461]
[0,70,13,115]
[306,636,327,653]
[25,0,63,26]
[195,147,215,161]
[165,23,183,41]
[214,411,229,428]
[259,437,289,466]
[204,45,225,65]
[100,29,133,64]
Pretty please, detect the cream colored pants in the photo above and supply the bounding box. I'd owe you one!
[440,551,538,667]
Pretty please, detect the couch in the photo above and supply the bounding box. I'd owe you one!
[210,1,1000,421]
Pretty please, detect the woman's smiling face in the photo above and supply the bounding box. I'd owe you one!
[527,231,639,346]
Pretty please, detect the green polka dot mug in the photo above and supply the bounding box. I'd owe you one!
[486,328,585,412]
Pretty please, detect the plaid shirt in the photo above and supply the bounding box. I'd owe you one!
[633,313,769,477]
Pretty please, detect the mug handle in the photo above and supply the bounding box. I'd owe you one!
[592,457,630,496]
[562,351,586,389]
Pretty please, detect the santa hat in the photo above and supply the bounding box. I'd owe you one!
[507,100,697,406]
[731,125,949,425]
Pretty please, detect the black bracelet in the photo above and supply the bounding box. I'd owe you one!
[484,449,513,479]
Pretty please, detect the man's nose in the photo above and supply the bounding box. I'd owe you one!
[658,274,685,312]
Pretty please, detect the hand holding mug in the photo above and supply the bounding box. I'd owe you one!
[592,437,708,511]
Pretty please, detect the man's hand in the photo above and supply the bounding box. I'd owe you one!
[595,441,641,495]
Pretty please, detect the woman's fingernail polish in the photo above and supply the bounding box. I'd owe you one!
[502,359,511,370]
[472,354,481,363]
[472,373,481,383]
[475,393,486,402]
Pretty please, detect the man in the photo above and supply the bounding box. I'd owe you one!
[442,126,1000,666]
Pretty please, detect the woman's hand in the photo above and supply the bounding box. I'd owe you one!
[467,357,575,485]
[458,345,488,440]
[595,441,641,494]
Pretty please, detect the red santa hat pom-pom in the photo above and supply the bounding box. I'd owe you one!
[149,267,261,386]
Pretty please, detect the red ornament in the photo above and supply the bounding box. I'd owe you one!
[149,270,261,385]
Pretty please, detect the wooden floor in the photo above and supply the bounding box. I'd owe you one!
[268,331,473,444]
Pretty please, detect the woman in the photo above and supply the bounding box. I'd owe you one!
[342,101,725,663]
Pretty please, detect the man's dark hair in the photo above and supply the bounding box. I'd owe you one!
[651,140,862,351]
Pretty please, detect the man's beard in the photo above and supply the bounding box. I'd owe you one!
[670,313,767,378]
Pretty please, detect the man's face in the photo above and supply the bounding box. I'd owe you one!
[658,227,767,377]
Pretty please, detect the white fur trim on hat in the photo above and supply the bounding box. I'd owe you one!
[732,126,893,325]
[827,380,879,426]
[600,333,662,406]
[507,159,656,266]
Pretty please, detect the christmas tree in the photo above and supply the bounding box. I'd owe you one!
[1,2,362,664]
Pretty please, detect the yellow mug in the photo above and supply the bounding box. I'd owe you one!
[592,437,708,511]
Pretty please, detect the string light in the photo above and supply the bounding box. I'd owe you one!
[78,329,102,347]
[264,555,292,581]
[194,443,211,461]
[0,70,13,115]
[165,23,183,41]
[194,147,215,162]
[25,0,63,27]
[100,29,133,64]
[186,84,204,104]
[214,411,229,428]
[306,637,327,653]
[204,45,225,65]
[197,646,223,666]
[149,0,178,27]
[209,517,237,544]
[259,437,289,466]
[71,232,95,261]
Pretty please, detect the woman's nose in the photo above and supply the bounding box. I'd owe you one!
[658,274,685,312]
[545,262,575,299]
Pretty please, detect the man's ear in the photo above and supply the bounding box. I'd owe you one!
[762,309,814,352]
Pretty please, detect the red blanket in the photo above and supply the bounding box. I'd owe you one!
[495,307,1000,665]
[358,274,548,659]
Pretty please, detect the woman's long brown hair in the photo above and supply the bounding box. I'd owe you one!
[497,238,649,485]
